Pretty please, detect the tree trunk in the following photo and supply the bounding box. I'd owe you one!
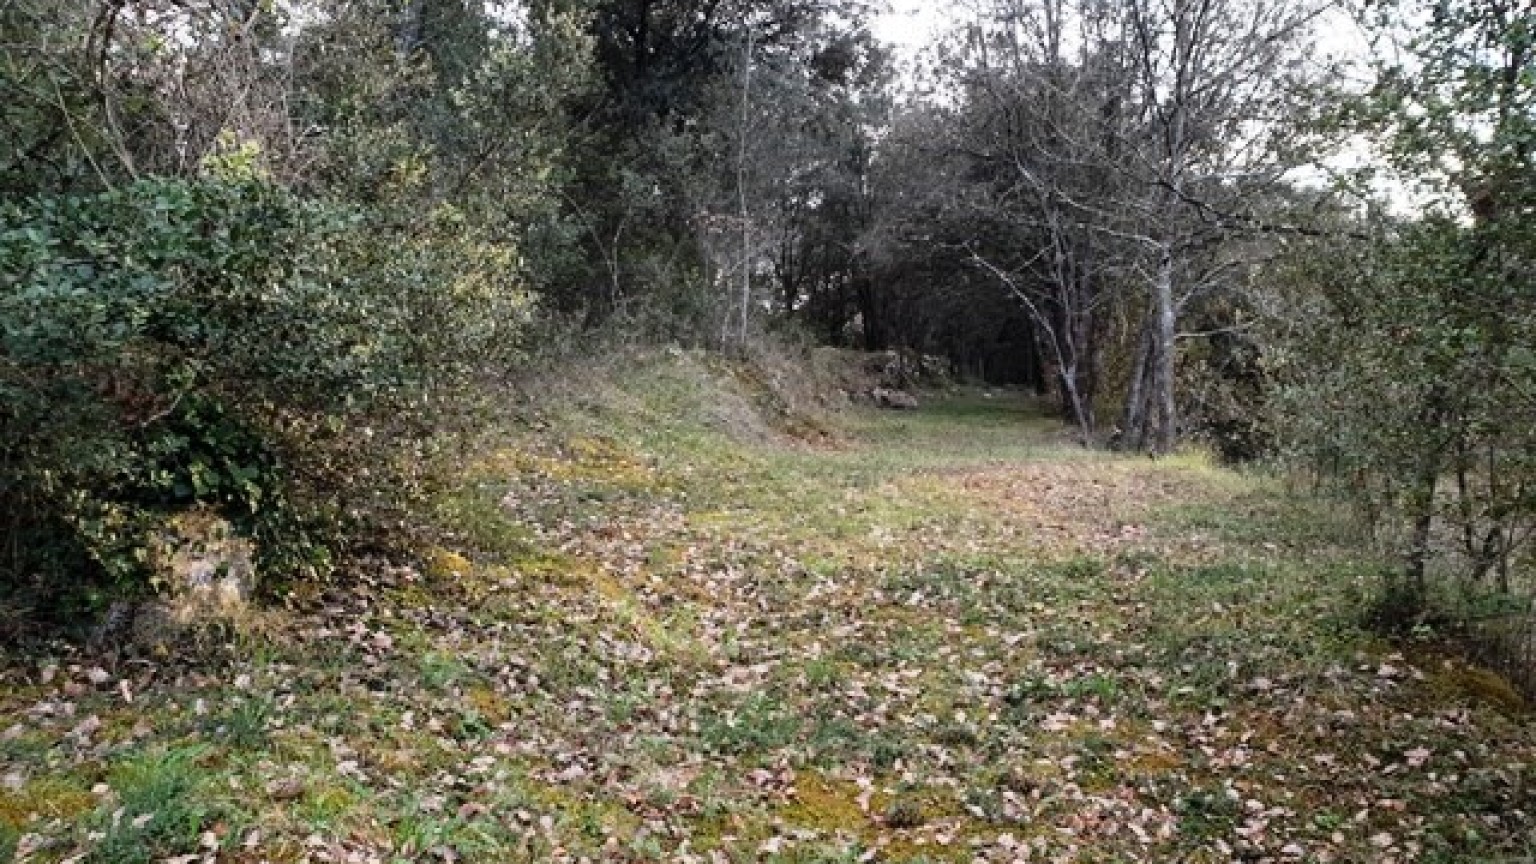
[857,278,885,351]
[397,0,426,55]
[1151,244,1178,453]
[1069,307,1098,438]
[735,24,754,350]
[1403,391,1453,605]
[1405,470,1437,608]
[1119,316,1153,449]
[1055,314,1096,444]
[1059,363,1092,446]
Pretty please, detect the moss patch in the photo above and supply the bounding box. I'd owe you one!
[781,773,873,836]
[0,776,96,831]
[1435,660,1527,716]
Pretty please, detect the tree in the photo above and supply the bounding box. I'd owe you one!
[1109,0,1327,452]
[902,0,1325,449]
[931,0,1138,440]
[550,0,889,340]
[1270,0,1536,620]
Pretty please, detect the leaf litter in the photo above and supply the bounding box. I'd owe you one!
[1,389,1533,862]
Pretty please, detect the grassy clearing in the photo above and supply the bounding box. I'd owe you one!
[2,354,1533,863]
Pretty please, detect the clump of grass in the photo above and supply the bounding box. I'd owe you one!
[882,795,924,829]
[802,657,844,692]
[85,747,211,864]
[418,650,473,691]
[867,733,909,773]
[699,694,802,758]
[1176,788,1241,840]
[1043,554,1107,582]
[203,696,272,750]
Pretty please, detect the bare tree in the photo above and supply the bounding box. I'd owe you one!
[941,0,1138,442]
[938,0,1325,451]
[1116,0,1326,452]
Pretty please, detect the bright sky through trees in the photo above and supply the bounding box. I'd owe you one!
[872,0,946,57]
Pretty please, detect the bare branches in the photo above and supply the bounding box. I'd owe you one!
[928,0,1329,451]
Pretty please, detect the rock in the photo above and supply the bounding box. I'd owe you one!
[872,387,920,410]
[148,509,254,618]
[267,777,305,801]
[90,508,260,650]
[919,353,953,383]
[863,351,909,389]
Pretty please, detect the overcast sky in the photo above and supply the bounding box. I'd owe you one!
[872,0,948,58]
[871,1,1369,68]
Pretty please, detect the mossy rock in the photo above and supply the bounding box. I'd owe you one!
[148,509,255,602]
[1447,664,1526,716]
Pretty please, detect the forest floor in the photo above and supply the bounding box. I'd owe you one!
[2,352,1534,864]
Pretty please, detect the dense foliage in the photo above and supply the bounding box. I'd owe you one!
[0,173,540,616]
[0,0,899,625]
[1,0,574,622]
[1269,0,1536,670]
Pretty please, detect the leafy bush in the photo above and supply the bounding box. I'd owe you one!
[0,177,532,628]
[1272,216,1536,603]
[1265,2,1536,689]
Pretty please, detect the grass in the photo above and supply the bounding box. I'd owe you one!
[2,353,1534,862]
[84,747,211,864]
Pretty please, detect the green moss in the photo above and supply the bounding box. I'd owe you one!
[517,775,643,847]
[1436,662,1527,715]
[0,775,96,830]
[781,774,872,835]
[509,549,591,587]
[424,547,474,582]
[466,684,512,725]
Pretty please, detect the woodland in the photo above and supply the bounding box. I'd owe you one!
[2,0,1536,861]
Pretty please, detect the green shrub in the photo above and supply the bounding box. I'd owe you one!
[0,177,531,628]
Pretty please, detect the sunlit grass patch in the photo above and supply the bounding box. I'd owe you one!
[430,481,538,562]
[1151,481,1363,552]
